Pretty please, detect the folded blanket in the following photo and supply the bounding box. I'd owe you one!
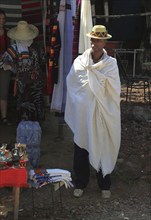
[28,168,73,189]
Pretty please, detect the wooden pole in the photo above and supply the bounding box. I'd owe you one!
[13,187,20,220]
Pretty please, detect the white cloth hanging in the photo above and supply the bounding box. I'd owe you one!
[78,0,93,54]
[51,0,73,112]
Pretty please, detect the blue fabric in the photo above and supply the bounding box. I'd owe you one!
[16,120,42,168]
[61,0,73,112]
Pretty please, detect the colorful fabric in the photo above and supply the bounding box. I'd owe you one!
[0,1,43,42]
[72,0,81,60]
[50,0,66,112]
[51,0,74,112]
[29,168,73,189]
[16,120,42,168]
[21,0,43,42]
[0,0,22,28]
[44,0,61,96]
[47,20,61,96]
[5,44,44,122]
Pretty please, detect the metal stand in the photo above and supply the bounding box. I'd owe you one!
[31,182,63,219]
[114,49,144,76]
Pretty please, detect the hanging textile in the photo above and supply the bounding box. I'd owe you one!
[72,0,81,60]
[61,0,74,112]
[0,0,22,28]
[51,0,73,112]
[78,0,93,54]
[42,0,47,50]
[47,20,61,96]
[21,0,43,42]
[50,0,66,112]
[0,1,43,42]
[44,0,61,98]
[71,0,76,18]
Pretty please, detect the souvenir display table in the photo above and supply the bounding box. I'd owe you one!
[0,167,73,219]
[0,144,73,219]
[0,167,28,220]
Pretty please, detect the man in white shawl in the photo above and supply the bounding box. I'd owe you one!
[65,25,121,198]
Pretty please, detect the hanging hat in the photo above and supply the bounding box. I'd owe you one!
[7,20,39,41]
[86,25,112,40]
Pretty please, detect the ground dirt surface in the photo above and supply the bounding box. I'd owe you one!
[0,86,151,220]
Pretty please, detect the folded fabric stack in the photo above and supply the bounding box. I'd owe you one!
[28,168,73,189]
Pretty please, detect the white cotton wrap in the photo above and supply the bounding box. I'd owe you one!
[65,48,121,176]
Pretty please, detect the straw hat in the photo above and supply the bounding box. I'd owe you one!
[86,25,112,40]
[7,20,39,41]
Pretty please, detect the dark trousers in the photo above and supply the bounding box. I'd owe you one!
[73,144,111,190]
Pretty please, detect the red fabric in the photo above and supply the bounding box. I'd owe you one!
[22,2,40,9]
[46,20,61,96]
[21,0,43,42]
[0,33,10,54]
[13,79,17,97]
[0,34,5,54]
[47,60,53,95]
[0,167,28,188]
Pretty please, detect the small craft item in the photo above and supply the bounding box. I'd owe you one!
[11,147,21,168]
[0,144,12,163]
[15,143,28,161]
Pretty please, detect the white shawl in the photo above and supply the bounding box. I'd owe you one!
[65,48,121,176]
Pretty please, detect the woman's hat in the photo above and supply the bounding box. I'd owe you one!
[86,25,112,40]
[7,20,39,41]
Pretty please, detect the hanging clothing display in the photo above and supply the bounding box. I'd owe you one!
[21,0,43,42]
[44,0,61,98]
[50,0,66,112]
[0,1,43,42]
[6,44,45,122]
[78,0,93,54]
[51,0,73,112]
[47,20,61,97]
[72,0,81,60]
[61,0,74,112]
[1,0,94,114]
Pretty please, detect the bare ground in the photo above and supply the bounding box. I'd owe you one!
[0,87,151,220]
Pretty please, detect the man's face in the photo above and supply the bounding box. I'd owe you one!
[90,38,106,52]
[0,13,6,28]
